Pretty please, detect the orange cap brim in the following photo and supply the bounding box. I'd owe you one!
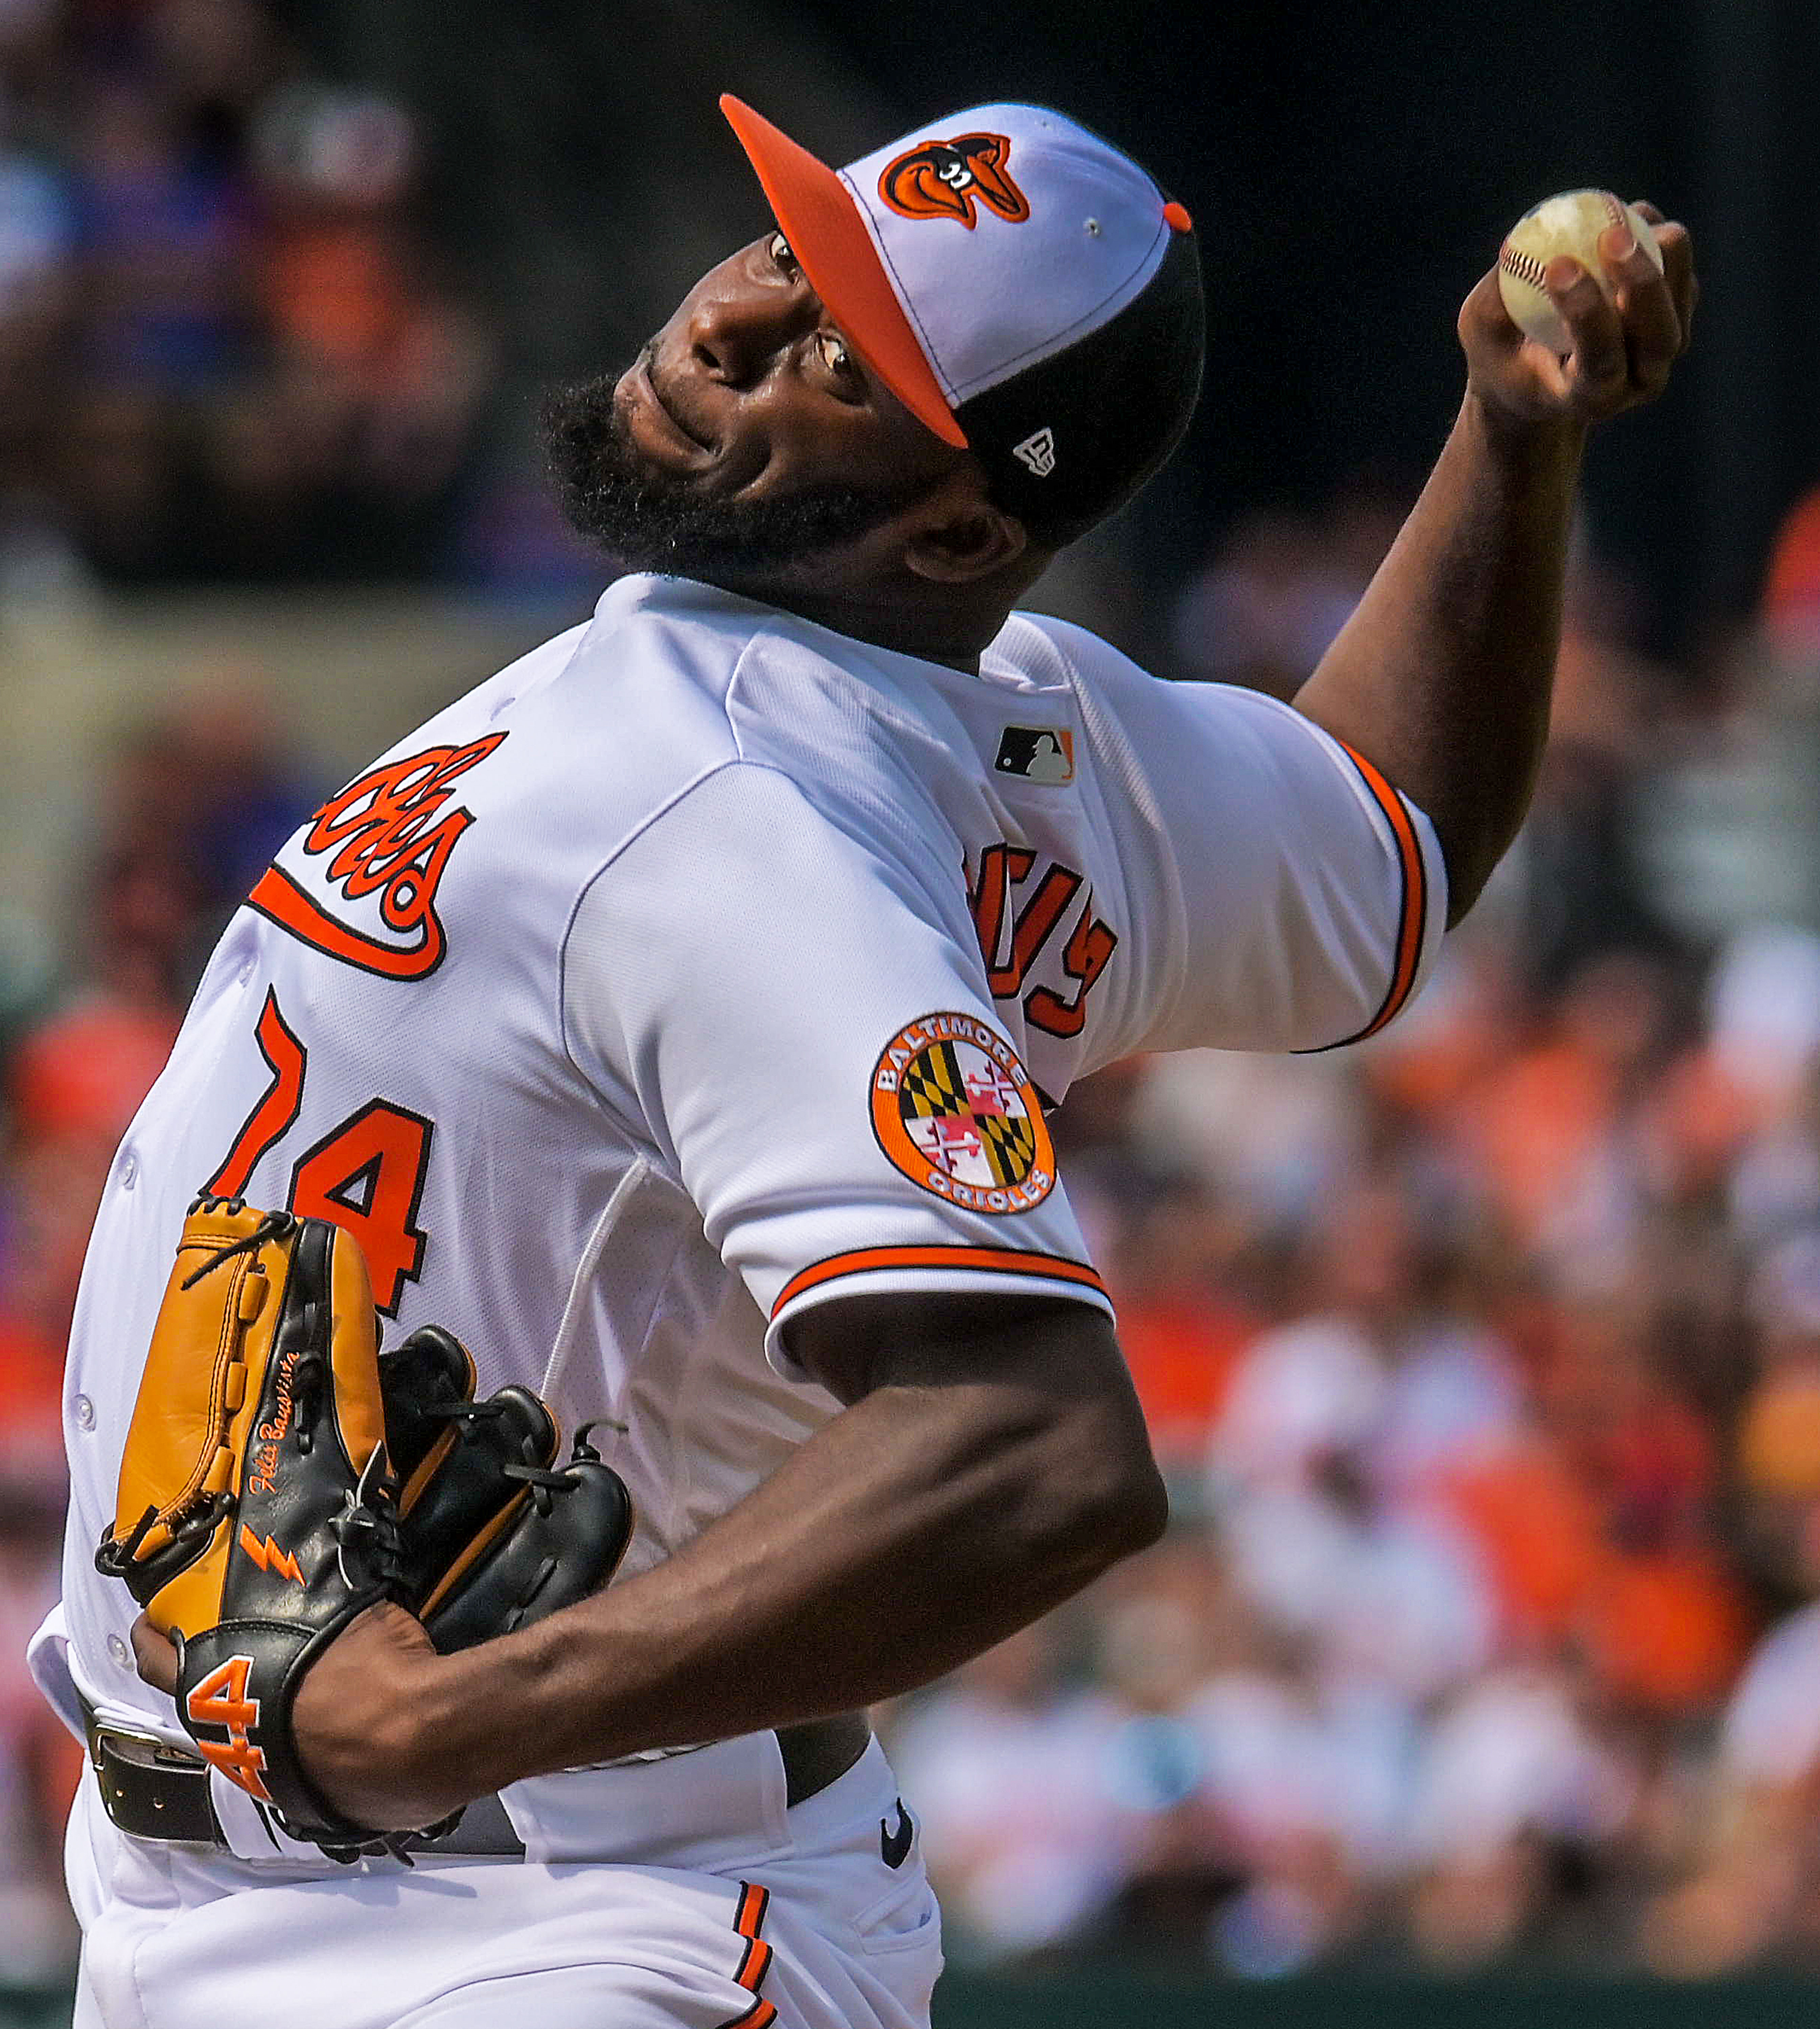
[719,95,967,450]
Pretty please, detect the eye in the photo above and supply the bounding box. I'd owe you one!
[817,329,858,382]
[768,231,799,277]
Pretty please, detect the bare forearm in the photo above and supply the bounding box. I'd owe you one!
[1294,393,1583,921]
[430,1342,1164,1793]
[1294,209,1694,924]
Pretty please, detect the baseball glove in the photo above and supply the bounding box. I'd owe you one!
[94,1194,633,1859]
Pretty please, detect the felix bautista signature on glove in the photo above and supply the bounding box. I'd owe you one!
[99,1196,632,1860]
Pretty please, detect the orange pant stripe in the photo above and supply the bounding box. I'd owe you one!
[713,1881,777,2028]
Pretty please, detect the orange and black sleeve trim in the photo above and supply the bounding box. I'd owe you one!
[1308,739,1430,1051]
[773,1244,1108,1319]
[714,1881,777,2029]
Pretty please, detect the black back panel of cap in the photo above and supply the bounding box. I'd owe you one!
[956,221,1204,544]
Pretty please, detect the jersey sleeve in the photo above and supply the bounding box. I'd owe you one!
[1043,619,1449,1056]
[561,760,1112,1380]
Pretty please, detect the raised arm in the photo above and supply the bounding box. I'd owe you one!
[1292,205,1696,925]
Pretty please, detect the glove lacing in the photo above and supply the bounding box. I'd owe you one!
[178,1201,297,1288]
[503,1419,620,1511]
[416,1402,624,1517]
[330,1443,405,1592]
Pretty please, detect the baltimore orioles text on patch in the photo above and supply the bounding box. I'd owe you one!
[871,1012,1056,1214]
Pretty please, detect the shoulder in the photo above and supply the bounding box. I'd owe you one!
[563,574,763,739]
[567,575,932,767]
[470,584,975,923]
[995,608,1327,774]
[302,585,776,926]
[992,610,1152,693]
[480,579,780,838]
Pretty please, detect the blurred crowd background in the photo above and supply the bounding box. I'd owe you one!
[6,0,1820,2008]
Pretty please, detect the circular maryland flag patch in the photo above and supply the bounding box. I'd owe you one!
[871,1012,1056,1215]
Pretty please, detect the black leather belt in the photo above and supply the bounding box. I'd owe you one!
[83,1702,870,1856]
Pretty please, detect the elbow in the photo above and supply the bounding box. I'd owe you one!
[1097,1449,1171,1561]
[1431,795,1533,930]
[904,1298,1172,1601]
[1027,1413,1170,1584]
[1442,845,1491,929]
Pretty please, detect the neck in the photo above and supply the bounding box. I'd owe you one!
[685,556,1046,675]
[755,583,997,673]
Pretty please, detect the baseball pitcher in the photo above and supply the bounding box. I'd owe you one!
[35,94,1694,2029]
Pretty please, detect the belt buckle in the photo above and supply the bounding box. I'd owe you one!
[87,1715,201,1772]
[85,1708,221,1846]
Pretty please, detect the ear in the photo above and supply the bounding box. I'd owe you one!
[902,480,1028,585]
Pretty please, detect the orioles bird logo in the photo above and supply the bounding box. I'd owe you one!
[878,133,1031,229]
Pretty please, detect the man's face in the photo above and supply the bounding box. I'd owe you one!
[544,233,964,588]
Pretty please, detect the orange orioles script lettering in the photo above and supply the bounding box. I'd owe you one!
[879,133,1030,229]
[965,843,1118,1040]
[247,733,506,980]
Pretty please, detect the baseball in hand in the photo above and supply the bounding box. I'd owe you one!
[1497,190,1663,355]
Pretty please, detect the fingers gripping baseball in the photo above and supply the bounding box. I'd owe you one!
[1462,199,1696,427]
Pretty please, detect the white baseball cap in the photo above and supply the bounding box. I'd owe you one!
[721,95,1204,540]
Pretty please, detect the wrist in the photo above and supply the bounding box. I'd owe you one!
[427,1620,576,1797]
[1460,382,1587,479]
[414,1643,510,1802]
[389,1650,486,1818]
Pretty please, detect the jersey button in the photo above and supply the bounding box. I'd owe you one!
[74,1395,95,1431]
[107,1634,130,1670]
[118,1151,137,1189]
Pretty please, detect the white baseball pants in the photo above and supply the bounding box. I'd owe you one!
[66,1734,942,2029]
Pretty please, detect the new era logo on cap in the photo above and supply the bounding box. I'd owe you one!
[1013,427,1056,477]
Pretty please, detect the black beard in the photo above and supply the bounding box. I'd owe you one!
[541,366,926,587]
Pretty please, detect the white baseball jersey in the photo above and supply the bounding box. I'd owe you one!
[33,571,1445,1845]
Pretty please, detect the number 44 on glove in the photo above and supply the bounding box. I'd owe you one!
[94,1196,633,1860]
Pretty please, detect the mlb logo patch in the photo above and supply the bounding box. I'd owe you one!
[994,726,1074,785]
